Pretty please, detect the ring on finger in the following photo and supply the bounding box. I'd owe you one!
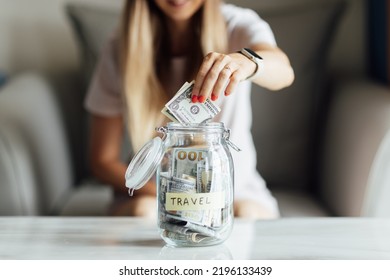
[224,65,232,72]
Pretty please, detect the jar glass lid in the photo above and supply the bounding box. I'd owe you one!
[125,137,164,195]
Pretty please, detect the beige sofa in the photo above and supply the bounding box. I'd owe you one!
[1,0,390,217]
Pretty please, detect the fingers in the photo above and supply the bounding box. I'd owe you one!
[225,71,241,96]
[192,52,217,102]
[197,54,231,102]
[211,64,233,101]
[192,52,240,103]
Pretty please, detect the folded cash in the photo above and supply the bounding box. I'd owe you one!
[166,212,207,227]
[160,220,220,238]
[196,161,213,193]
[172,148,210,179]
[161,81,221,124]
[181,174,197,184]
[162,230,213,243]
[160,172,197,194]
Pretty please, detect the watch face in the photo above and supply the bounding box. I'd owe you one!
[244,48,263,59]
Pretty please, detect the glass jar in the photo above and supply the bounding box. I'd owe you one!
[125,122,238,247]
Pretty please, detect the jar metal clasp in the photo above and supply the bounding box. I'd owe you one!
[156,126,168,140]
[223,129,241,152]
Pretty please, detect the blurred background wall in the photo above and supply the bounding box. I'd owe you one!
[0,0,366,79]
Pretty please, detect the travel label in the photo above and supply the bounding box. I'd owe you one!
[166,192,225,211]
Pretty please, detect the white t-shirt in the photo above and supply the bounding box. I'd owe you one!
[85,4,280,216]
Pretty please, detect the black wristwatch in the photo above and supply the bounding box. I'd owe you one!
[238,48,264,80]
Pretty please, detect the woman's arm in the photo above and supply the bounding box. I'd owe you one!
[245,43,295,91]
[89,115,156,196]
[192,44,294,101]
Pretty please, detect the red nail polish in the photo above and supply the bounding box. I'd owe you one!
[198,96,206,103]
[211,94,217,101]
[192,95,198,103]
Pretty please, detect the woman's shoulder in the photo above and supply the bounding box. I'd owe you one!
[221,3,263,27]
[220,3,276,49]
[99,29,121,70]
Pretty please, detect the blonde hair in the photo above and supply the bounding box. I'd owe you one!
[120,0,227,152]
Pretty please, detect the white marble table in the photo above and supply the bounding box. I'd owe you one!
[0,217,389,260]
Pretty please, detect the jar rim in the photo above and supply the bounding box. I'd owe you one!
[165,122,226,132]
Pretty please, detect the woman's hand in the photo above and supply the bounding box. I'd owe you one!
[191,44,294,102]
[191,51,256,102]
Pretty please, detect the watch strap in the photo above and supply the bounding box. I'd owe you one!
[238,48,263,80]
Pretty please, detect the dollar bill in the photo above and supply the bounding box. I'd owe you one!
[159,221,191,235]
[196,161,213,193]
[168,148,221,227]
[159,221,219,238]
[161,107,179,122]
[170,177,196,193]
[166,212,206,227]
[184,221,220,238]
[175,81,191,96]
[181,174,196,184]
[160,172,200,221]
[159,172,196,211]
[161,82,191,122]
[162,230,214,243]
[172,148,210,179]
[163,81,221,124]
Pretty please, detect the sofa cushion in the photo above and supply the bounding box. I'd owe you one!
[321,80,390,216]
[0,74,74,215]
[0,125,40,215]
[66,2,121,88]
[246,0,346,191]
[66,0,346,195]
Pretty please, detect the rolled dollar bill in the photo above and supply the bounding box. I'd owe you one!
[184,221,219,238]
[160,221,219,238]
[196,161,213,193]
[181,174,197,184]
[162,230,213,243]
[160,222,191,235]
[166,212,204,226]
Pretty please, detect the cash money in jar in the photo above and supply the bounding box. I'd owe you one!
[155,82,233,246]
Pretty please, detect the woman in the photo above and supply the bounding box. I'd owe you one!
[85,0,294,218]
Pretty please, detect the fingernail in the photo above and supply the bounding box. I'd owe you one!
[198,96,206,103]
[192,95,198,103]
[224,91,229,96]
[211,94,217,101]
